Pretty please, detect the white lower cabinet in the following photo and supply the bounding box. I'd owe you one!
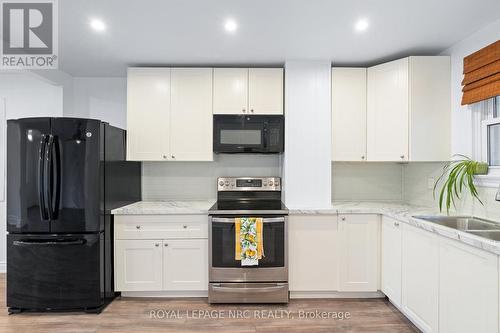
[114,215,208,293]
[163,239,208,291]
[381,216,402,308]
[289,215,339,292]
[338,214,379,292]
[115,239,163,291]
[439,237,498,333]
[401,223,439,333]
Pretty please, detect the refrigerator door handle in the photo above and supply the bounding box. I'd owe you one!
[50,136,61,220]
[38,134,49,220]
[13,239,87,246]
[46,135,55,220]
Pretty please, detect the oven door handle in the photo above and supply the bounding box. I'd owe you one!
[211,217,285,223]
[211,283,287,293]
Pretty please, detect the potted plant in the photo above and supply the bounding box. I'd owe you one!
[433,154,488,214]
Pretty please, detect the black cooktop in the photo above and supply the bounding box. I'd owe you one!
[209,200,288,215]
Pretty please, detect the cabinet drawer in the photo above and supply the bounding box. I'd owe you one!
[115,215,208,239]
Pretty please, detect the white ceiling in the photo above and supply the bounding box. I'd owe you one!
[59,0,500,77]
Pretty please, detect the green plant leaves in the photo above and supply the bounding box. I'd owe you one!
[433,155,485,214]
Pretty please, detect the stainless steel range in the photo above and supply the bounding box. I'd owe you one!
[208,177,289,303]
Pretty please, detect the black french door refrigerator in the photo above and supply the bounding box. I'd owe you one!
[6,117,141,313]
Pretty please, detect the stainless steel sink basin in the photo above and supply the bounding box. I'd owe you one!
[413,215,500,241]
[467,231,500,241]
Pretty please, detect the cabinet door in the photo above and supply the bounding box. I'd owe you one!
[170,68,213,161]
[163,239,208,291]
[381,216,402,307]
[338,214,379,292]
[367,58,409,161]
[115,239,163,291]
[248,68,283,114]
[213,68,248,114]
[331,68,367,161]
[439,237,498,333]
[289,215,338,291]
[401,224,439,333]
[127,68,170,161]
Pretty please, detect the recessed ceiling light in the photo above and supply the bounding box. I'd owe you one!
[354,18,369,32]
[89,18,106,32]
[224,19,238,33]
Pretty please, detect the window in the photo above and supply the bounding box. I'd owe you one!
[474,96,500,186]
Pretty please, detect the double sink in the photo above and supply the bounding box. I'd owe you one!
[414,216,500,241]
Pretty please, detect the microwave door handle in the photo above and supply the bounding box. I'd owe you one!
[263,125,268,149]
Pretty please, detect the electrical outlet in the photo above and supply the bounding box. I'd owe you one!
[427,177,435,190]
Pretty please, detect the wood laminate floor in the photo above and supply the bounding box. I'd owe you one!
[0,275,419,333]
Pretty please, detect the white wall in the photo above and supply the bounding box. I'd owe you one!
[440,18,500,157]
[72,78,127,129]
[282,61,332,208]
[0,72,64,272]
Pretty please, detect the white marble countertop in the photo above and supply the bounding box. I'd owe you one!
[291,201,500,255]
[111,200,215,215]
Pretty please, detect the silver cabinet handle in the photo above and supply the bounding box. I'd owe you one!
[242,108,246,113]
[164,243,168,247]
[183,225,188,229]
[162,155,167,159]
[341,217,346,221]
[394,222,400,227]
[250,109,254,113]
[171,155,175,159]
[400,155,405,159]
[155,243,160,247]
[361,156,365,160]
[136,225,141,229]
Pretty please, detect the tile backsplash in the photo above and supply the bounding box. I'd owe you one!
[332,162,403,202]
[142,154,281,200]
[403,162,500,220]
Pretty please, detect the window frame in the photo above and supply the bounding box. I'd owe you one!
[475,97,500,187]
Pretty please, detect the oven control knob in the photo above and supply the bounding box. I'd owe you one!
[218,181,224,186]
[268,181,274,186]
[225,181,229,186]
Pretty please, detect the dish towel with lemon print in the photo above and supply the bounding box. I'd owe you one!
[235,217,264,266]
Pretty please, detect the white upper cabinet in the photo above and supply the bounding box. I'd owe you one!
[381,216,402,308]
[127,68,171,161]
[408,56,451,161]
[127,67,213,161]
[213,68,249,114]
[170,68,213,161]
[366,56,450,162]
[401,223,439,333]
[338,214,379,292]
[367,58,409,162]
[248,68,284,114]
[331,68,367,161]
[214,68,284,114]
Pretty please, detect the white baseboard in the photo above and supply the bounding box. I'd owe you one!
[290,290,385,299]
[121,291,208,298]
[0,261,5,273]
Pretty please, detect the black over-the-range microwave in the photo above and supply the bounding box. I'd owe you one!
[213,115,284,154]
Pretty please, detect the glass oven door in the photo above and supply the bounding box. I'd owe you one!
[210,216,285,269]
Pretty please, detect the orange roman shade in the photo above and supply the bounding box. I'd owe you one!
[461,40,500,105]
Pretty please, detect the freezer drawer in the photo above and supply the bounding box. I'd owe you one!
[7,233,104,311]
